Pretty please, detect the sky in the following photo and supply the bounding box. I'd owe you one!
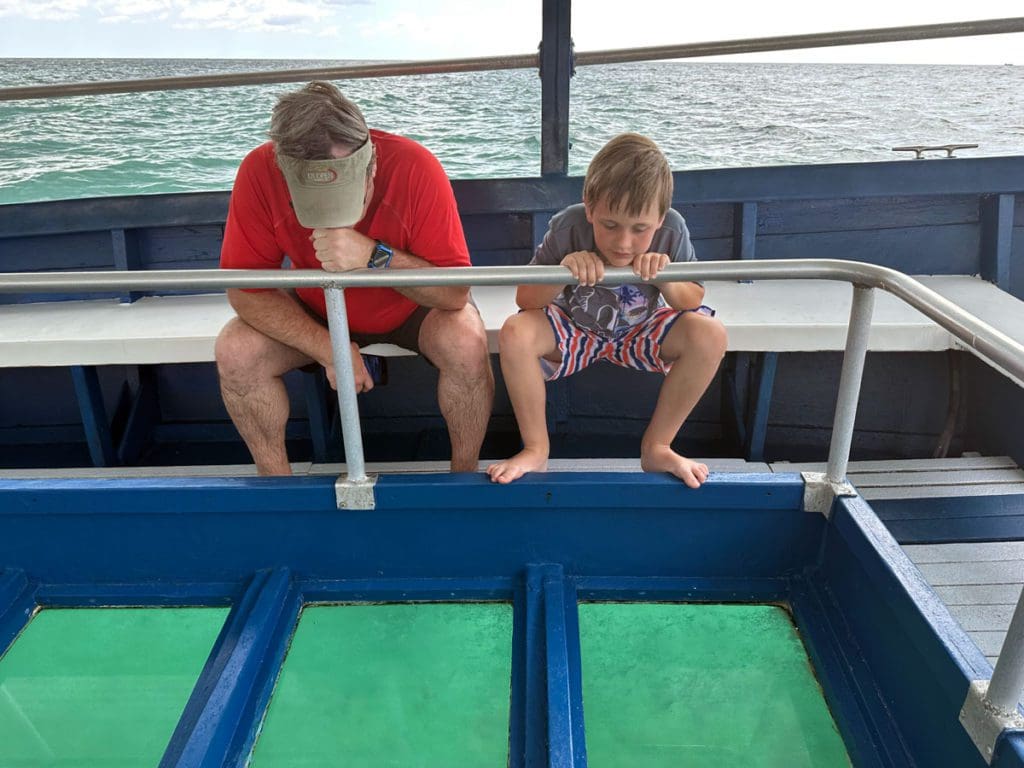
[0,0,1022,64]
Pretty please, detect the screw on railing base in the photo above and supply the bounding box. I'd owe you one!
[335,475,377,510]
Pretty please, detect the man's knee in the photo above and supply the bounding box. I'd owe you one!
[215,318,300,385]
[214,318,257,380]
[421,306,490,371]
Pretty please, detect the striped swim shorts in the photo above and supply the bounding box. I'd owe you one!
[540,303,715,381]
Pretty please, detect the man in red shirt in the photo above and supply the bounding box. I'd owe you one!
[216,81,493,475]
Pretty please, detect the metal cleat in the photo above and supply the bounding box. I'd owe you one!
[892,143,979,159]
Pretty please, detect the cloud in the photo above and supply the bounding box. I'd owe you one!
[264,13,307,26]
[174,1,331,31]
[0,0,350,32]
[105,0,172,16]
[0,0,91,21]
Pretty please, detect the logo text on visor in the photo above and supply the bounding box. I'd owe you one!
[305,169,338,184]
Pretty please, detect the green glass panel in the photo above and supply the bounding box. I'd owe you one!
[250,603,513,767]
[0,606,227,768]
[579,603,851,768]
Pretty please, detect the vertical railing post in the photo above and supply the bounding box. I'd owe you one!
[986,599,1024,714]
[540,0,572,176]
[962,591,1024,761]
[826,284,875,485]
[324,287,367,485]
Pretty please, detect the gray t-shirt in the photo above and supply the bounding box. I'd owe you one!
[530,203,698,338]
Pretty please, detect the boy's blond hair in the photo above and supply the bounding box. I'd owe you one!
[582,133,673,218]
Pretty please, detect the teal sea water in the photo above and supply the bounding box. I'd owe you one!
[1,58,1022,204]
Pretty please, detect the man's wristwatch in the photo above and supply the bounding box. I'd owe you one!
[368,241,393,269]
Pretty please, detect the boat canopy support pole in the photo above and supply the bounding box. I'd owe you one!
[962,593,1024,763]
[540,0,573,176]
[804,284,873,515]
[324,288,376,509]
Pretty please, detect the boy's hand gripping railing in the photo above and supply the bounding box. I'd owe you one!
[2,259,1024,760]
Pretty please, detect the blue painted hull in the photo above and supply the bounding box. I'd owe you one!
[0,472,1020,765]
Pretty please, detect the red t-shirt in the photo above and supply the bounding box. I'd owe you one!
[220,130,470,333]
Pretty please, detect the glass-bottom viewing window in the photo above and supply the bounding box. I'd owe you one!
[250,603,513,767]
[0,606,228,767]
[579,603,851,767]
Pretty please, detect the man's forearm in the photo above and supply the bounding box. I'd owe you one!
[387,247,469,309]
[312,227,469,309]
[226,288,332,364]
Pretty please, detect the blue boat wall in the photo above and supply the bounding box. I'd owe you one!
[0,471,1021,766]
[1,157,1022,469]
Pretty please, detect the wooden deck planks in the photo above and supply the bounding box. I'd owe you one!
[903,540,1024,672]
[772,456,1024,501]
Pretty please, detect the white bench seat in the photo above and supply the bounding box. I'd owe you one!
[2,275,1022,369]
[0,293,234,367]
[701,276,1024,358]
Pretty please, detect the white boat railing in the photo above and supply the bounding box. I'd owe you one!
[2,258,1024,758]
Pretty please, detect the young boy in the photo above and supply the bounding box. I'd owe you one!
[486,133,727,488]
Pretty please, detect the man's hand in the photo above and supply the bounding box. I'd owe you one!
[350,341,375,393]
[311,228,373,272]
[322,342,374,394]
[561,250,605,286]
[633,252,670,281]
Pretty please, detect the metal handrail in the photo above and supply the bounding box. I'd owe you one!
[1,17,1021,101]
[2,259,1020,381]
[3,257,1024,740]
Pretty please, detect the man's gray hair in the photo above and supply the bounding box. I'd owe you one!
[269,81,369,161]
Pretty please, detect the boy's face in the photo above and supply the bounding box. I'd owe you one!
[585,197,665,267]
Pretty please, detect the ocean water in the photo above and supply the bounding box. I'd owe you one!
[1,58,1022,204]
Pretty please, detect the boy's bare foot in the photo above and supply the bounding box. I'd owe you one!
[640,444,709,489]
[486,448,549,484]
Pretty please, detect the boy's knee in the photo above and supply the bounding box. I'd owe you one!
[702,316,728,357]
[669,312,727,362]
[498,311,542,356]
[498,314,523,353]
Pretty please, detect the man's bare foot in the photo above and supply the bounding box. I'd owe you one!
[641,443,709,489]
[486,448,549,484]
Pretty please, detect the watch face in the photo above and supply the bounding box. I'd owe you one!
[370,242,392,269]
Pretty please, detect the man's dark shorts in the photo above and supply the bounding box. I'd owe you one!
[300,301,431,383]
[348,304,430,354]
[297,291,430,355]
